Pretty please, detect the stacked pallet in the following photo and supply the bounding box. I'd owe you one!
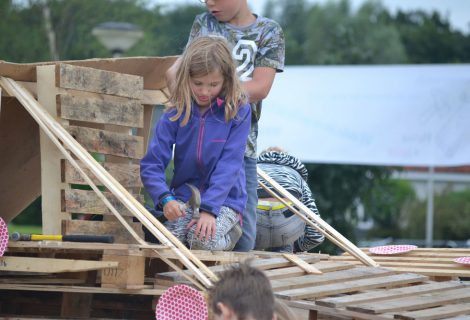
[331,248,470,281]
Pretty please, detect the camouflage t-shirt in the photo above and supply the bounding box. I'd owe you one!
[188,13,285,158]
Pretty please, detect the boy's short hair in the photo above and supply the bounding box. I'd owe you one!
[210,261,275,320]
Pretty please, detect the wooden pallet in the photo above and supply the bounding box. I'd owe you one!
[331,248,470,280]
[156,251,470,320]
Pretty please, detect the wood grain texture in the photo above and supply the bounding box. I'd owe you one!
[58,93,143,128]
[63,160,142,187]
[66,125,143,159]
[57,64,143,99]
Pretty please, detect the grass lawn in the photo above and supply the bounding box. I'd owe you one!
[7,223,42,235]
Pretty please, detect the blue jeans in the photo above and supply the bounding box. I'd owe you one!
[234,157,257,251]
[255,206,305,253]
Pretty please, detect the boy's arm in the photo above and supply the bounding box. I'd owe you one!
[241,67,277,103]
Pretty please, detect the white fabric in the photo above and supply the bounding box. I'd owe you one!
[259,64,470,166]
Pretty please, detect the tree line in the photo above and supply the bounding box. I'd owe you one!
[1,0,469,64]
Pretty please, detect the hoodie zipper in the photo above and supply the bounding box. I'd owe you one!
[196,111,209,189]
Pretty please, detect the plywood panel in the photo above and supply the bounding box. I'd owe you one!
[0,98,40,222]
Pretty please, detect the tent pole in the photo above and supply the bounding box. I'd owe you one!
[425,166,435,248]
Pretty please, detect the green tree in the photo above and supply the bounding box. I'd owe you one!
[265,0,407,64]
[402,188,470,242]
[305,164,393,253]
[393,10,470,63]
[362,179,416,238]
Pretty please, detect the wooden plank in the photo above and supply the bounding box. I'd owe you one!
[395,302,470,320]
[332,255,468,264]
[67,125,143,159]
[264,261,353,280]
[156,255,321,282]
[285,300,395,320]
[63,160,142,187]
[0,283,165,295]
[0,98,41,223]
[63,189,143,216]
[62,219,144,244]
[101,249,145,289]
[142,88,167,105]
[58,93,143,127]
[16,80,169,106]
[0,256,118,273]
[347,286,470,314]
[317,281,465,308]
[38,65,69,233]
[275,273,429,300]
[271,266,395,291]
[57,64,143,99]
[283,253,322,274]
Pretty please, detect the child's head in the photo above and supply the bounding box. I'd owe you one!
[209,261,276,320]
[169,35,245,126]
[200,0,250,24]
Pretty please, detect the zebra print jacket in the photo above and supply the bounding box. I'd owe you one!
[257,151,325,252]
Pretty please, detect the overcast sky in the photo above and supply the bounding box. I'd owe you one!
[152,0,470,34]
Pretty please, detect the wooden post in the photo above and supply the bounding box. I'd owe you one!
[37,65,69,233]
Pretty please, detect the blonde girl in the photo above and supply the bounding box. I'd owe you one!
[141,36,251,251]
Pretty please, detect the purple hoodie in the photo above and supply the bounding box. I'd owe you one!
[140,98,251,217]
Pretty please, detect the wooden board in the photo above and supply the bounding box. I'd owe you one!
[66,125,143,159]
[394,301,470,320]
[101,249,145,289]
[0,98,40,223]
[38,65,69,233]
[62,220,143,244]
[271,266,396,291]
[57,64,143,99]
[275,273,429,300]
[62,189,143,216]
[0,256,118,273]
[0,56,177,90]
[347,286,470,314]
[316,281,465,308]
[58,93,143,128]
[62,160,142,187]
[334,248,470,279]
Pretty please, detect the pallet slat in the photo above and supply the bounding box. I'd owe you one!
[316,281,465,308]
[66,125,143,159]
[394,302,470,320]
[57,64,143,99]
[59,94,143,128]
[63,160,142,187]
[275,273,429,300]
[63,189,143,216]
[347,286,470,314]
[271,266,395,291]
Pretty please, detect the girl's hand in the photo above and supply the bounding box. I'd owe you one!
[163,201,186,221]
[187,212,216,242]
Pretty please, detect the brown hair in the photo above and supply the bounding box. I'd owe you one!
[168,35,246,126]
[209,260,275,320]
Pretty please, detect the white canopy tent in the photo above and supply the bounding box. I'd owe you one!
[259,64,470,247]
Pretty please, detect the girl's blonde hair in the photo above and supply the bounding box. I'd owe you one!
[168,35,246,126]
